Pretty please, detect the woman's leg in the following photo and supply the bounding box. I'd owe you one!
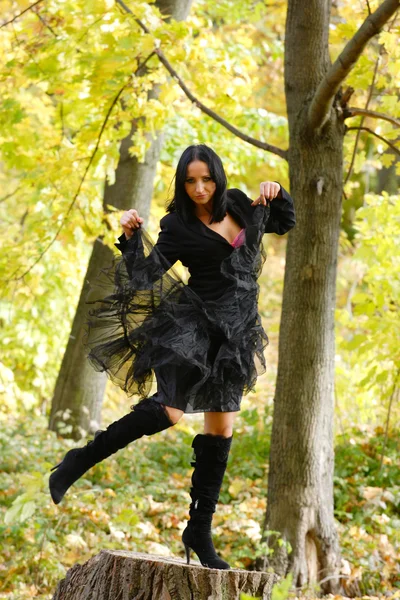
[49,397,177,505]
[203,411,239,438]
[162,405,184,424]
[182,411,238,569]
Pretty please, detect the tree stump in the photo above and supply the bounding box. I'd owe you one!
[52,550,278,600]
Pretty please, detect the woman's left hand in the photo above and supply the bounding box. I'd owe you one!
[251,181,281,206]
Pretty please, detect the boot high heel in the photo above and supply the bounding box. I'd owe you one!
[49,398,173,505]
[182,433,233,570]
[182,521,230,570]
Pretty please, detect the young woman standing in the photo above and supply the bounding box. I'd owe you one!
[49,144,295,570]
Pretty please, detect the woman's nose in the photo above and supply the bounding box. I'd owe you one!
[195,181,204,192]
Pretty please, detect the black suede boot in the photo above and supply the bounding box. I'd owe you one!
[49,397,173,505]
[182,433,233,570]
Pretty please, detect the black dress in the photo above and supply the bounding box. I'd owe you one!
[83,186,295,413]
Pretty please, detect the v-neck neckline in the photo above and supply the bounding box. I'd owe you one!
[195,204,246,247]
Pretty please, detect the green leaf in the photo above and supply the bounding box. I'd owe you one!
[4,494,37,525]
[271,573,293,600]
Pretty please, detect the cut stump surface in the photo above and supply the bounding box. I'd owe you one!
[52,550,278,600]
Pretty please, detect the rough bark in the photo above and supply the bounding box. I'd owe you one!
[262,0,398,593]
[49,0,193,440]
[52,550,278,600]
[264,117,344,592]
[261,0,343,592]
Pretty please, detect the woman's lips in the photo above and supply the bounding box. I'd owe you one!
[196,195,207,198]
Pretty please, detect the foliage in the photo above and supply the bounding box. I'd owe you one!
[0,241,91,408]
[1,405,398,599]
[271,573,293,600]
[335,193,400,427]
[330,1,400,233]
[334,427,400,594]
[0,402,272,599]
[333,192,400,592]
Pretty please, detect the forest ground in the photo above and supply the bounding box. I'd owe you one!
[1,236,399,600]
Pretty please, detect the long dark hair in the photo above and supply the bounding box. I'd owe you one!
[166,144,228,223]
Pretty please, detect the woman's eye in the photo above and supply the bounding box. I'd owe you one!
[185,177,211,183]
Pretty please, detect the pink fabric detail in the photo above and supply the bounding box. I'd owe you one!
[230,228,245,248]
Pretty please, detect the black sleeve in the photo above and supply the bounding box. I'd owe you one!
[264,183,296,235]
[229,185,295,236]
[114,214,181,269]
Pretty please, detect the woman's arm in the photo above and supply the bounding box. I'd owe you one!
[115,214,180,267]
[264,184,296,235]
[230,183,296,236]
[114,214,181,282]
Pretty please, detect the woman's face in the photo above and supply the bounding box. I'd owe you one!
[184,160,216,207]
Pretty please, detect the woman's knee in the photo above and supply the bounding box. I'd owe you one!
[203,411,238,437]
[162,405,184,425]
[205,426,233,438]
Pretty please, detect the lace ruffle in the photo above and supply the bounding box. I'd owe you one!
[83,204,270,413]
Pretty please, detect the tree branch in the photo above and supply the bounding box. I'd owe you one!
[115,0,288,160]
[308,0,400,130]
[33,8,58,37]
[153,47,287,159]
[344,54,381,184]
[12,50,159,281]
[345,107,400,128]
[0,0,44,28]
[0,185,22,203]
[344,11,398,185]
[11,81,128,281]
[345,126,400,155]
[10,49,158,282]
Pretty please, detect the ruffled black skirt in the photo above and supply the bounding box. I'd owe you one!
[83,205,270,413]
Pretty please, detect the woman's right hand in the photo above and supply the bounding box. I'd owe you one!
[120,209,144,239]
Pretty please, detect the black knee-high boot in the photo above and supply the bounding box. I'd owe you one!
[49,398,173,505]
[182,433,233,570]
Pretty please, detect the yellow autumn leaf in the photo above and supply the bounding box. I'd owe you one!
[229,478,247,498]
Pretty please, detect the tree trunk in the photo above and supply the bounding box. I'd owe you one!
[52,550,278,600]
[261,0,343,592]
[49,0,193,440]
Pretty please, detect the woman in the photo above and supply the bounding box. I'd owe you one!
[49,144,295,570]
